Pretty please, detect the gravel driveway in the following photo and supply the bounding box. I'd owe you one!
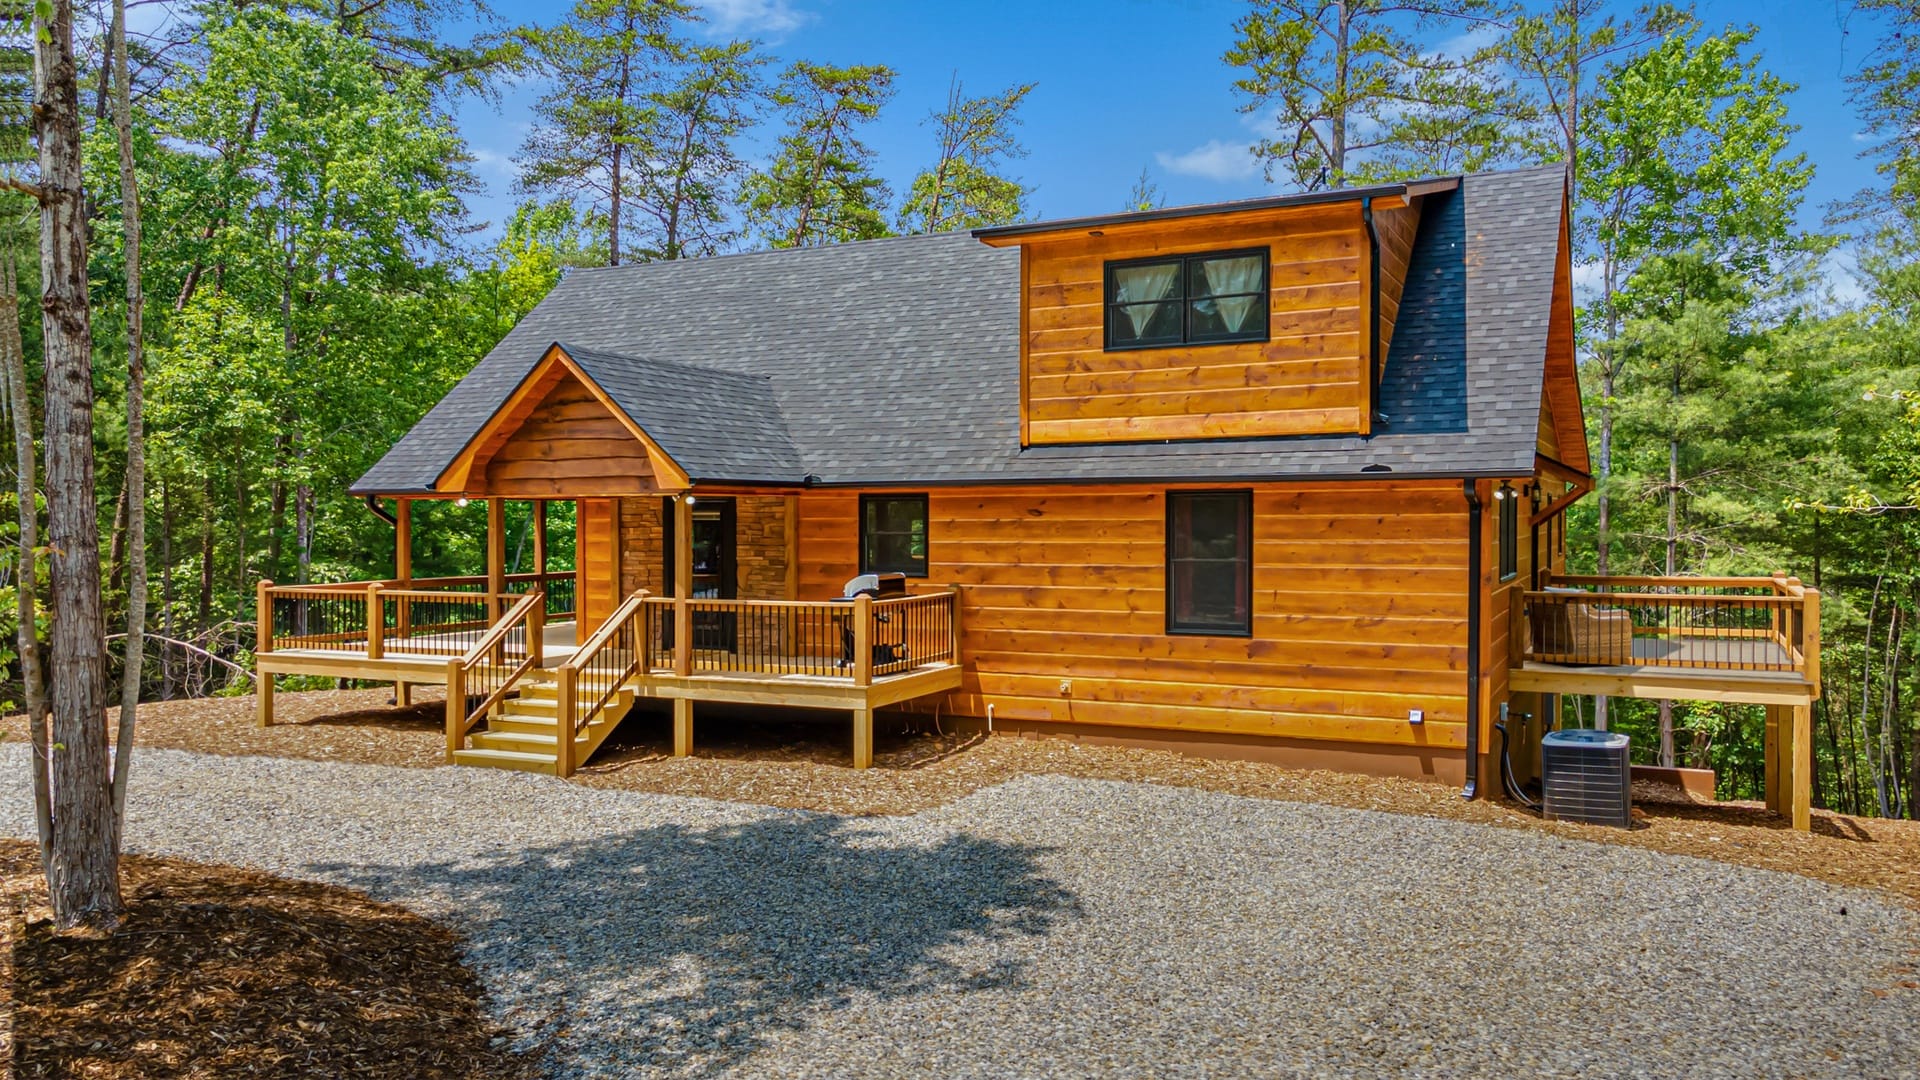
[5,746,1918,1079]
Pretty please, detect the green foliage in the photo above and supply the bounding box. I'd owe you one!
[741,61,896,248]
[897,77,1033,234]
[515,0,694,266]
[1225,0,1523,189]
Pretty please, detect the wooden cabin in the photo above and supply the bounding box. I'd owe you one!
[255,165,1823,827]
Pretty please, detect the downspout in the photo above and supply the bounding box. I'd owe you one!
[362,494,396,526]
[1361,196,1382,421]
[1462,478,1482,799]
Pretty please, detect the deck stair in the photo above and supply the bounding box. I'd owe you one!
[453,673,635,774]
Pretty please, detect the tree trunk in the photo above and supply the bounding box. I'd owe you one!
[1,203,51,873]
[110,0,147,844]
[1330,1,1350,187]
[196,474,213,634]
[160,480,174,701]
[36,0,122,928]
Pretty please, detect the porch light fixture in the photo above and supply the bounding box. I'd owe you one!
[455,497,470,507]
[1493,482,1516,502]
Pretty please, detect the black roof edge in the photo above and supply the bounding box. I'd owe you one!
[972,181,1415,241]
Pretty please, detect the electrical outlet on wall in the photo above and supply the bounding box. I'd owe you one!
[1058,680,1072,696]
[1408,709,1425,725]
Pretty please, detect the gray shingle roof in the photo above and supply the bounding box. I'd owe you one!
[352,165,1569,495]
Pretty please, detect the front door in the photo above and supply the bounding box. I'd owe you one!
[575,498,623,637]
[665,497,736,651]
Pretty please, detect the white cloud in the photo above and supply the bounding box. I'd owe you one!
[468,146,517,179]
[1570,259,1604,305]
[1429,24,1501,63]
[1852,131,1873,143]
[695,0,814,36]
[1155,139,1260,182]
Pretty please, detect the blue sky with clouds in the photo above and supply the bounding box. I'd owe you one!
[447,0,1885,256]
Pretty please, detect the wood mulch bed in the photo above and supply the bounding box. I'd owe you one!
[0,840,532,1079]
[8,689,1918,908]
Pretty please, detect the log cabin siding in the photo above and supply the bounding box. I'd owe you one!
[477,374,661,498]
[797,481,1471,750]
[1373,200,1421,365]
[1018,205,1373,445]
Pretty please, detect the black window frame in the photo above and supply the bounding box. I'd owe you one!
[859,493,930,578]
[1165,489,1254,637]
[1498,490,1519,581]
[1104,247,1271,352]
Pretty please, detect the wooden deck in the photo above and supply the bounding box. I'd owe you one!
[256,580,963,773]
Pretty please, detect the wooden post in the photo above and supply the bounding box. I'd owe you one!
[673,494,693,677]
[445,658,465,762]
[255,579,273,728]
[853,593,873,687]
[1762,704,1782,814]
[365,583,385,660]
[395,499,413,703]
[527,596,546,667]
[852,706,873,769]
[673,697,693,757]
[1790,702,1812,832]
[486,498,507,622]
[533,500,548,582]
[1802,588,1821,690]
[555,665,577,777]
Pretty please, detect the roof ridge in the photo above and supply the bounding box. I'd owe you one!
[561,230,976,277]
[553,340,776,385]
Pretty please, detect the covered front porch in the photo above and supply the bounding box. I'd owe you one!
[256,489,961,774]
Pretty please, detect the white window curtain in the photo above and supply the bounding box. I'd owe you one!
[1115,263,1180,336]
[1200,256,1263,332]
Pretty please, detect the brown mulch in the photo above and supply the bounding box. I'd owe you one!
[8,689,1920,910]
[0,840,532,1079]
[0,687,451,769]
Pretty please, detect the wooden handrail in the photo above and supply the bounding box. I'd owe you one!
[1546,573,1790,592]
[458,591,545,667]
[1523,590,1804,607]
[558,590,653,772]
[568,590,651,664]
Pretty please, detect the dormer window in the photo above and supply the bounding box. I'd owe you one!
[1105,248,1269,350]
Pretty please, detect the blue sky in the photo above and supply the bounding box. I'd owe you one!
[454,0,1886,254]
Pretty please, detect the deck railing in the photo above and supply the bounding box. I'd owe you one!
[556,591,651,776]
[1521,574,1819,680]
[444,591,545,759]
[256,571,573,659]
[637,591,959,684]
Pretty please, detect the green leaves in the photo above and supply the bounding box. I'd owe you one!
[741,61,896,249]
[897,78,1034,234]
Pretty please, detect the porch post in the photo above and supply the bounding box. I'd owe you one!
[395,498,412,583]
[673,493,693,677]
[255,579,273,728]
[395,498,413,705]
[486,498,507,622]
[532,500,548,581]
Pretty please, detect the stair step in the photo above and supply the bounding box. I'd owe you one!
[451,748,557,775]
[471,729,588,752]
[488,714,558,736]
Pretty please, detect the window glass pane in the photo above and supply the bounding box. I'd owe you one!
[861,495,929,576]
[1111,261,1181,303]
[1110,300,1182,347]
[1189,254,1264,298]
[1190,297,1268,341]
[1168,492,1250,634]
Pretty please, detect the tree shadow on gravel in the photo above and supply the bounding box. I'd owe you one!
[315,814,1083,1077]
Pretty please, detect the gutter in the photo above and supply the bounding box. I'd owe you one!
[1360,196,1382,425]
[1462,478,1482,799]
[362,495,396,526]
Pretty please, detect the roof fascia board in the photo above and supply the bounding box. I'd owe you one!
[973,183,1410,246]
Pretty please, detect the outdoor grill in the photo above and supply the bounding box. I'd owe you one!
[835,573,909,668]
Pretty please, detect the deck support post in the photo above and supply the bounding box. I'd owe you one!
[1789,703,1811,832]
[673,697,693,757]
[255,579,273,728]
[444,657,464,762]
[555,665,577,777]
[1763,705,1782,814]
[852,706,873,769]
